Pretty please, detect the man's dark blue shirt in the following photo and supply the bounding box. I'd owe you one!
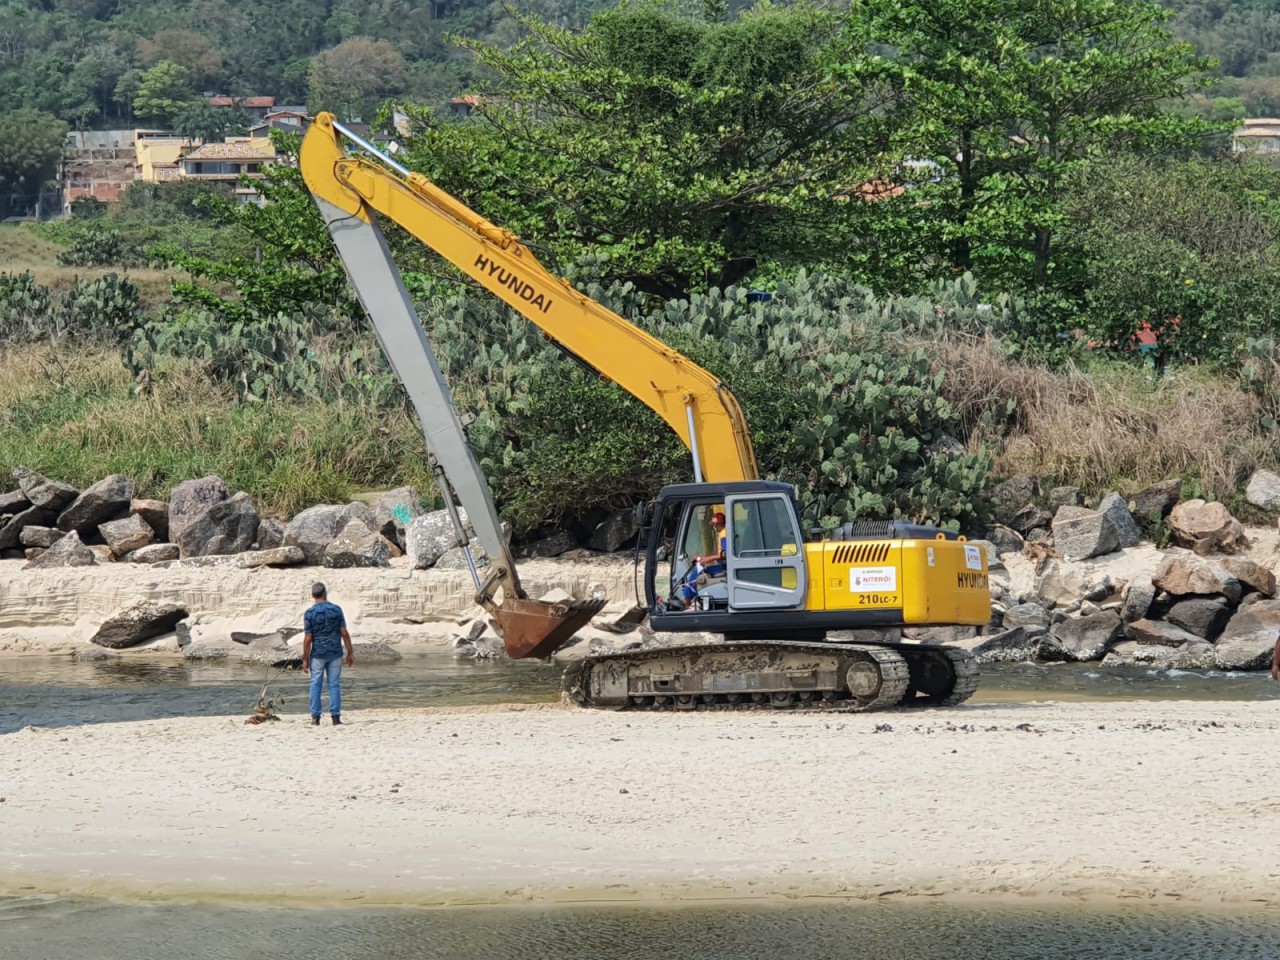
[305,601,347,659]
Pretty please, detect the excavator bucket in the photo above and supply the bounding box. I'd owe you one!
[489,596,608,659]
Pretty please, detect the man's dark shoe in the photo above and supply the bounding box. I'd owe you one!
[331,714,342,725]
[311,716,320,726]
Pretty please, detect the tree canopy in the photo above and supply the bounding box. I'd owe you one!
[399,2,898,297]
[0,109,67,217]
[0,0,1266,131]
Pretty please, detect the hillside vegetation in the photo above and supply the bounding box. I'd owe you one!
[2,1,1280,536]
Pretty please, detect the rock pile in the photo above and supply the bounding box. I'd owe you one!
[968,469,1280,672]
[0,468,640,573]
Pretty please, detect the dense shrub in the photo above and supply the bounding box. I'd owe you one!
[417,272,996,533]
[1,271,140,344]
[1060,154,1280,366]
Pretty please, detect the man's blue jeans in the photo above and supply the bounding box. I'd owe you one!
[309,655,343,718]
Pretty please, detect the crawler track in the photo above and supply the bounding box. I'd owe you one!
[562,641,978,713]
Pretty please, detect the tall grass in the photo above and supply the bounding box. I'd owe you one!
[0,344,437,517]
[1,223,177,311]
[930,334,1271,502]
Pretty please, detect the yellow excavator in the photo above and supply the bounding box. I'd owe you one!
[299,112,990,712]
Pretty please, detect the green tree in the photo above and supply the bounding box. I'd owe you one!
[173,101,249,143]
[307,37,409,121]
[132,60,199,127]
[1061,153,1280,365]
[397,2,895,297]
[854,0,1220,294]
[0,109,68,218]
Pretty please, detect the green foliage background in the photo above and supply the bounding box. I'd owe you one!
[4,0,1280,536]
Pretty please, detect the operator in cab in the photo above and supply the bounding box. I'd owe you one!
[672,510,727,609]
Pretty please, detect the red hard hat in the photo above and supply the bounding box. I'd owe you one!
[712,511,726,525]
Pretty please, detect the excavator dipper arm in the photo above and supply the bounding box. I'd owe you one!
[301,117,605,658]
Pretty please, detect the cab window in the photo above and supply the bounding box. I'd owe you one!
[731,497,796,559]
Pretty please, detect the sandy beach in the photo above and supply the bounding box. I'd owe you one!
[3,699,1279,910]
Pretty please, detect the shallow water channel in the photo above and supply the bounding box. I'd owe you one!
[2,651,1278,735]
[2,895,1279,960]
[4,653,1279,957]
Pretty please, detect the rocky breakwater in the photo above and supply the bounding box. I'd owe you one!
[962,472,1280,672]
[0,469,635,661]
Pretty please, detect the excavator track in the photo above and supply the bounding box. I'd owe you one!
[562,642,978,713]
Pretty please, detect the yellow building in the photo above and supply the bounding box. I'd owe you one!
[134,131,192,183]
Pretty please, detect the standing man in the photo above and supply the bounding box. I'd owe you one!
[303,582,354,725]
[1271,633,1279,681]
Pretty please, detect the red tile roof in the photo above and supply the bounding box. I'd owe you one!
[207,96,276,109]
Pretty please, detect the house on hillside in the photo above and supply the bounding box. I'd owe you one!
[247,106,308,138]
[1232,118,1280,154]
[180,137,277,203]
[448,94,484,117]
[61,129,139,212]
[135,131,193,184]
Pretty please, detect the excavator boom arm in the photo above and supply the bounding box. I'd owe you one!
[299,113,759,485]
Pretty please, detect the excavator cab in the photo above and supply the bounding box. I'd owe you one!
[645,481,813,636]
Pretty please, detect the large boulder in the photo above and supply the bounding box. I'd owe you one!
[1214,600,1280,670]
[130,498,170,542]
[0,488,31,514]
[373,486,423,549]
[56,474,133,534]
[90,600,189,649]
[1104,639,1214,669]
[1245,469,1280,512]
[1124,618,1206,647]
[957,626,1043,663]
[1041,610,1122,662]
[19,525,63,549]
[1127,479,1182,533]
[406,508,472,570]
[587,511,640,553]
[435,539,490,570]
[0,504,57,549]
[124,543,180,564]
[323,519,392,568]
[283,504,347,565]
[1119,581,1156,623]
[339,501,379,535]
[1168,499,1246,555]
[168,476,229,544]
[1048,486,1083,510]
[983,524,1024,558]
[13,466,78,511]
[1003,602,1050,629]
[22,530,96,569]
[1216,557,1276,598]
[1051,506,1119,560]
[176,491,259,558]
[1097,492,1141,548]
[256,517,285,550]
[1151,555,1242,603]
[1165,597,1233,641]
[992,474,1039,521]
[237,545,306,568]
[1007,503,1053,536]
[518,530,578,558]
[99,513,155,559]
